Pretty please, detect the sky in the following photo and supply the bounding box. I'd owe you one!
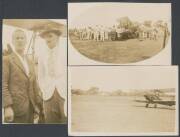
[69,3,171,28]
[69,66,178,92]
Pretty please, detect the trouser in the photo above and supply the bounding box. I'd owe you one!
[43,89,67,124]
[94,32,99,41]
[13,102,34,124]
[100,33,105,41]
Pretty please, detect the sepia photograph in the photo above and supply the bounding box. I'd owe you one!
[2,19,67,124]
[68,3,171,65]
[68,66,178,136]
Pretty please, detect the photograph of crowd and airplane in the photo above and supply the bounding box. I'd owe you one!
[68,3,171,64]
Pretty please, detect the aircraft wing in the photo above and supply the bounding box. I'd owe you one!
[153,100,175,106]
[135,99,175,106]
[134,100,148,103]
[3,19,67,36]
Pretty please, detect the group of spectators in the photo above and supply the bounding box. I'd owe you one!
[70,23,169,42]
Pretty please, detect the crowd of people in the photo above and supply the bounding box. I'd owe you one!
[72,25,112,41]
[70,23,169,42]
[72,25,122,41]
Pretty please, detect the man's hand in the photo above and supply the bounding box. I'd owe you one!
[34,113,39,124]
[4,106,14,123]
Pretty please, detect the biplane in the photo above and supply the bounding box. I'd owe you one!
[135,90,175,108]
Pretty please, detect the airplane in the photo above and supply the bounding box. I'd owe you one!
[135,90,175,108]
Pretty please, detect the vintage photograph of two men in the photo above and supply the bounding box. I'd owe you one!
[2,19,67,124]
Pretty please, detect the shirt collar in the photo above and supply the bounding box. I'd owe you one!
[14,50,26,60]
[46,42,59,54]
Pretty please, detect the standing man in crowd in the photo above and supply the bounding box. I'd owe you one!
[79,28,83,40]
[87,27,92,40]
[100,25,105,42]
[104,26,109,41]
[94,25,100,41]
[37,25,67,123]
[162,23,169,49]
[3,29,42,123]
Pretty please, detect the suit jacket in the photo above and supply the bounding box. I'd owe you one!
[3,53,41,116]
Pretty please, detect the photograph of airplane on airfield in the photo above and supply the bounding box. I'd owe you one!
[68,66,178,136]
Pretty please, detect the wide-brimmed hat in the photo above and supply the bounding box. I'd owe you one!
[39,23,62,38]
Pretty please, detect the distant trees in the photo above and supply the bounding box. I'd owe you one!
[110,90,124,96]
[143,20,152,27]
[87,87,99,95]
[117,16,132,29]
[71,87,175,97]
[71,89,86,95]
[116,17,165,30]
[71,87,100,95]
[154,20,164,28]
[116,17,168,35]
[116,17,141,39]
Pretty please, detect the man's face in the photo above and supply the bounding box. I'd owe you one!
[12,30,27,53]
[43,32,59,49]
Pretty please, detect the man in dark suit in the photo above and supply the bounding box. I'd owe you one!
[3,29,42,123]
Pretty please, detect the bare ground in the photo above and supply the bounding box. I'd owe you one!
[70,36,167,64]
[71,95,176,133]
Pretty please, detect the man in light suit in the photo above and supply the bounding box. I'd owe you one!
[94,25,100,41]
[3,29,42,123]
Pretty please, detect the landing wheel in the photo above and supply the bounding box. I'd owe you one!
[154,104,157,108]
[146,103,149,108]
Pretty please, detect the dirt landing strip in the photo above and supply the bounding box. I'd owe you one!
[71,95,175,133]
